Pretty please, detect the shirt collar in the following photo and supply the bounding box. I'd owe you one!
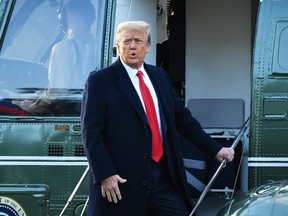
[120,57,146,77]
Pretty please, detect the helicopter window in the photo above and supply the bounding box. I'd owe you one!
[0,0,108,117]
[272,22,288,75]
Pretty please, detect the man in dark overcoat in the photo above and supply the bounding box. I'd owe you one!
[81,21,234,216]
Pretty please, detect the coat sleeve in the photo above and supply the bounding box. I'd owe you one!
[81,72,116,185]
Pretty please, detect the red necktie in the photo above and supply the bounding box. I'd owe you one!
[136,71,163,162]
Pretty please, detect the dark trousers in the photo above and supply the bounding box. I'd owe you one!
[147,159,192,216]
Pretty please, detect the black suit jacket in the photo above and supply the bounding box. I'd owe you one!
[81,58,222,215]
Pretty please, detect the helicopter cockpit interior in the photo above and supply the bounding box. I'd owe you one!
[0,0,103,116]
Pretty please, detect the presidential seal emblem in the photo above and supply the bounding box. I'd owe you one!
[0,196,26,216]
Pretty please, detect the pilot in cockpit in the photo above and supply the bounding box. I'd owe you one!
[48,0,96,89]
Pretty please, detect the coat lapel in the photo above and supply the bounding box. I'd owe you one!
[113,59,148,123]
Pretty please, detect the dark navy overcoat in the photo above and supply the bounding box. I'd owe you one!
[81,58,222,215]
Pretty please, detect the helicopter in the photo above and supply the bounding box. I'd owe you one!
[0,0,288,215]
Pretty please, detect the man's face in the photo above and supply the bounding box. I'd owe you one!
[117,29,150,69]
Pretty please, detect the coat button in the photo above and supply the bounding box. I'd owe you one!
[143,153,148,159]
[142,180,147,186]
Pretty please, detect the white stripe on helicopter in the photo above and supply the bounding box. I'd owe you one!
[248,157,288,167]
[0,156,88,166]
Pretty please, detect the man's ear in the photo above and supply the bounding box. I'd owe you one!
[116,43,121,54]
[146,45,151,53]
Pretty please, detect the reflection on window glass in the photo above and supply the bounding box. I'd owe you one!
[278,26,288,70]
[0,0,105,117]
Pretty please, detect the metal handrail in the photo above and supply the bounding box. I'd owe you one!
[80,196,89,216]
[189,117,250,216]
[59,166,89,216]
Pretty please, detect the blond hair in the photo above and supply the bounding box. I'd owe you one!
[115,21,151,46]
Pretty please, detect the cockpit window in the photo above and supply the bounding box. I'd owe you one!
[0,0,110,117]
